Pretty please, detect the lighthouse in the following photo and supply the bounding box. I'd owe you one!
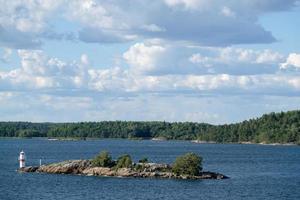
[19,150,26,168]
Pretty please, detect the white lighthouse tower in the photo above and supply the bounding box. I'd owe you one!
[19,150,26,168]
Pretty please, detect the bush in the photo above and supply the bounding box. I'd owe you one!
[91,151,114,167]
[115,154,133,169]
[172,153,202,176]
[134,164,145,172]
[138,157,148,163]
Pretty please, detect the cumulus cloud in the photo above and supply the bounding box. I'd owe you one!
[0,0,299,123]
[0,48,299,97]
[280,53,300,69]
[0,50,89,90]
[1,48,300,122]
[122,41,285,75]
[123,42,167,74]
[189,48,285,75]
[67,0,117,30]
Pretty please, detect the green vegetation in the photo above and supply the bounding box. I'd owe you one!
[91,151,202,176]
[115,154,133,169]
[172,153,202,176]
[91,151,114,167]
[138,157,148,163]
[16,129,41,138]
[91,152,133,169]
[0,110,299,144]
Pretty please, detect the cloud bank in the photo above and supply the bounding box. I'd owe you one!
[1,45,299,96]
[1,0,299,48]
[0,0,300,123]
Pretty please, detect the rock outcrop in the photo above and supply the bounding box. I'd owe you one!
[37,160,91,174]
[18,160,228,180]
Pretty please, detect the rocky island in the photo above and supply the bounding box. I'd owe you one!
[19,151,228,180]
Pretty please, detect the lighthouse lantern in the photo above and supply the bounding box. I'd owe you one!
[19,151,26,168]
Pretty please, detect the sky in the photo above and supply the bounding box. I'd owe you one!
[0,0,300,124]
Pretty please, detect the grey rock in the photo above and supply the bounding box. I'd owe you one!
[19,159,228,180]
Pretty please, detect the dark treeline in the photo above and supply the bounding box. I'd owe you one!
[0,110,299,144]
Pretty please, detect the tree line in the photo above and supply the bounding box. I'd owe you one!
[0,110,299,144]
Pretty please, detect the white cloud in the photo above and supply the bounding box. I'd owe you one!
[18,50,48,75]
[123,42,166,74]
[0,0,62,33]
[189,47,285,75]
[122,41,285,75]
[1,50,90,90]
[0,0,65,48]
[67,0,116,30]
[280,53,300,69]
[189,54,212,68]
[0,1,299,123]
[88,67,133,92]
[1,0,299,48]
[218,48,284,64]
[80,54,89,65]
[220,6,235,17]
[0,47,300,100]
[164,0,209,10]
[1,48,300,122]
[141,24,166,32]
[0,48,12,63]
[64,0,300,45]
[256,49,284,64]
[288,78,300,89]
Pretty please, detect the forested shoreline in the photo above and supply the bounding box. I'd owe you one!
[1,110,299,144]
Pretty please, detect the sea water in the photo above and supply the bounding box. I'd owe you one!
[0,138,299,200]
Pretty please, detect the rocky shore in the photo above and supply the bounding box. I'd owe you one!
[19,160,228,180]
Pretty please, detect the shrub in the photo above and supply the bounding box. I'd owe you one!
[115,154,133,169]
[138,157,148,163]
[134,164,145,172]
[172,153,202,176]
[91,151,114,167]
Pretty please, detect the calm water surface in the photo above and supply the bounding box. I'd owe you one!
[0,138,299,200]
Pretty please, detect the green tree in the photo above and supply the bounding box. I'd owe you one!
[115,154,133,169]
[172,153,203,176]
[0,110,299,144]
[17,129,40,138]
[91,151,114,167]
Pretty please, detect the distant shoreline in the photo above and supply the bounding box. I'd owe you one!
[1,110,299,144]
[1,136,298,146]
[191,140,297,146]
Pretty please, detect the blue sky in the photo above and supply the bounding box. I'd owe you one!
[0,0,300,124]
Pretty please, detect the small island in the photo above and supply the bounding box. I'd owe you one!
[19,151,228,180]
